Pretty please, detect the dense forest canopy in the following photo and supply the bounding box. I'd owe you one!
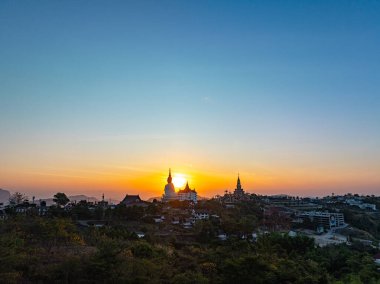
[0,214,379,283]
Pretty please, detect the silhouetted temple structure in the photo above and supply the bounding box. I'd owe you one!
[234,174,245,197]
[178,182,197,203]
[162,169,178,202]
[120,194,148,207]
[162,169,197,203]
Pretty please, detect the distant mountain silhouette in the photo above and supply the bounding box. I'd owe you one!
[39,195,106,206]
[0,189,11,203]
[69,195,99,203]
[270,194,291,198]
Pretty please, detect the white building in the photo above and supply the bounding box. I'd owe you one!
[192,210,209,220]
[134,232,145,239]
[218,233,227,241]
[299,211,345,229]
[374,253,380,265]
[345,198,377,210]
[178,182,197,204]
[360,203,377,210]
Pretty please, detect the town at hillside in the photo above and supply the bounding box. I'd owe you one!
[1,170,380,283]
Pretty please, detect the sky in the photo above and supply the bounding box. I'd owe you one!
[0,0,379,200]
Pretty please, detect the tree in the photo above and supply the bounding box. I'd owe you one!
[53,192,70,207]
[9,192,27,205]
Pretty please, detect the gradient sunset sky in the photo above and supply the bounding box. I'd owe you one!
[1,1,379,200]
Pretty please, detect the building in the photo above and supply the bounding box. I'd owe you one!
[218,233,227,241]
[98,193,109,208]
[298,211,345,230]
[234,174,245,197]
[0,209,6,220]
[134,231,145,239]
[265,195,321,210]
[220,174,249,205]
[178,182,197,204]
[39,201,48,216]
[162,169,178,202]
[192,209,209,220]
[120,194,148,207]
[345,199,377,210]
[153,216,164,223]
[162,169,198,203]
[360,203,377,210]
[373,253,380,265]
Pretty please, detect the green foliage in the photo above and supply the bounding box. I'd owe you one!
[53,192,70,207]
[132,241,155,258]
[172,272,208,284]
[9,192,27,205]
[0,208,379,283]
[113,204,144,220]
[345,210,380,239]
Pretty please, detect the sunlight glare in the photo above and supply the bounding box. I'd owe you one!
[172,174,186,188]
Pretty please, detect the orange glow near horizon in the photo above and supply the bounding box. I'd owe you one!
[1,163,380,201]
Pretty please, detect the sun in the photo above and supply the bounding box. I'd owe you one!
[172,174,186,188]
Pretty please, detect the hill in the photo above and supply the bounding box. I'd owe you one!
[40,195,99,206]
[0,188,11,203]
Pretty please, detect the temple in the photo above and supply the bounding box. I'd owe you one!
[120,194,148,207]
[220,174,250,206]
[178,182,197,203]
[234,173,245,197]
[162,169,197,203]
[162,169,177,202]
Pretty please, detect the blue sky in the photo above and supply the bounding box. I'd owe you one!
[0,0,379,198]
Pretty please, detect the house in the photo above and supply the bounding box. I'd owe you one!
[218,233,227,241]
[153,215,164,223]
[39,201,48,216]
[134,231,145,239]
[183,218,193,229]
[171,217,180,224]
[358,239,373,246]
[251,233,258,242]
[374,253,380,265]
[345,198,377,210]
[14,202,37,214]
[0,210,7,220]
[192,210,209,220]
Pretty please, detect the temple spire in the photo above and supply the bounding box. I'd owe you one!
[184,181,190,191]
[237,173,241,190]
[167,168,172,183]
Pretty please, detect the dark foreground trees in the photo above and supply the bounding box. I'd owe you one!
[53,192,70,207]
[0,216,379,283]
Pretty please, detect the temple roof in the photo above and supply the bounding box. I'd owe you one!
[120,194,142,205]
[178,182,196,193]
